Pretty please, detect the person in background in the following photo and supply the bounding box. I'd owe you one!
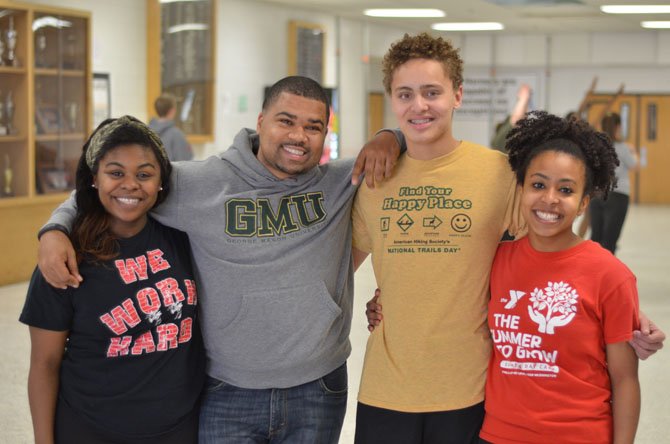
[480,111,640,444]
[21,116,205,444]
[149,93,193,161]
[490,83,532,153]
[567,79,624,239]
[589,112,639,254]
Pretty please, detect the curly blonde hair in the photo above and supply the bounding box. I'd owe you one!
[382,33,463,95]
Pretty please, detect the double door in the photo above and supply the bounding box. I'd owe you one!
[588,94,670,204]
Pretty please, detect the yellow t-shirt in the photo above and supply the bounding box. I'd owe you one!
[352,141,523,412]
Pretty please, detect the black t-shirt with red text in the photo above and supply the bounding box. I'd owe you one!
[20,217,205,439]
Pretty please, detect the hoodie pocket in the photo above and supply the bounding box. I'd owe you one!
[222,281,342,370]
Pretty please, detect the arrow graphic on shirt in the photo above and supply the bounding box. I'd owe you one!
[423,215,443,229]
[397,214,414,232]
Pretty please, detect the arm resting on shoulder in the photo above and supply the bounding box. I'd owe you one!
[606,341,640,444]
[37,193,81,289]
[39,191,78,236]
[351,129,405,188]
[28,327,68,444]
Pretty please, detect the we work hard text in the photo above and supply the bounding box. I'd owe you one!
[100,249,197,358]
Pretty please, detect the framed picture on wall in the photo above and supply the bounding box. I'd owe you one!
[288,21,325,83]
[93,73,111,128]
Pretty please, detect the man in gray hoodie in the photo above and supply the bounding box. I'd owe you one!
[148,93,193,161]
[37,76,400,443]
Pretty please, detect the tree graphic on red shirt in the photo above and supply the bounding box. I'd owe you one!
[528,281,578,334]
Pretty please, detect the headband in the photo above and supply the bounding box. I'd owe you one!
[86,115,168,169]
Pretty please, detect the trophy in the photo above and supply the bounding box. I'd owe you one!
[2,153,13,197]
[0,28,5,66]
[5,16,18,67]
[5,90,14,135]
[65,102,78,132]
[35,31,47,68]
[64,32,76,69]
[0,91,6,136]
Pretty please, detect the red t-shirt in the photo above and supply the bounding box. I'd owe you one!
[480,238,639,444]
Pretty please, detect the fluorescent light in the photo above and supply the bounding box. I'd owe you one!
[32,16,72,31]
[364,9,446,18]
[432,22,504,31]
[642,21,670,28]
[601,5,670,14]
[167,23,209,33]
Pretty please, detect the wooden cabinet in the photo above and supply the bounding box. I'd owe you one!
[0,1,90,285]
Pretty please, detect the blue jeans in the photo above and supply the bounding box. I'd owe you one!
[199,362,347,443]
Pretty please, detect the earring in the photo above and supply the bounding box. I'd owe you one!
[159,187,163,191]
[91,184,96,188]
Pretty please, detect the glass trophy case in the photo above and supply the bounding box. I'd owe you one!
[33,12,89,194]
[0,4,89,200]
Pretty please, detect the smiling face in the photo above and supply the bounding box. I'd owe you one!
[256,92,327,179]
[451,213,472,232]
[93,144,162,238]
[521,150,590,252]
[390,58,463,159]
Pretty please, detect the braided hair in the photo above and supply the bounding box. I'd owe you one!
[506,110,619,199]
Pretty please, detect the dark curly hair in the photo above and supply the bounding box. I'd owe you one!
[382,32,463,95]
[506,110,619,199]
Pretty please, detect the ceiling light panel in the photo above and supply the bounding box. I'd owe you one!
[364,9,446,18]
[641,21,670,28]
[601,5,670,14]
[432,22,505,31]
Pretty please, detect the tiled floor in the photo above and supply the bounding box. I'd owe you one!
[1,204,668,443]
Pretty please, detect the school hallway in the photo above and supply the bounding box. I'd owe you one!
[1,204,668,443]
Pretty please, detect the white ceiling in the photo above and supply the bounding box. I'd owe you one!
[258,0,670,33]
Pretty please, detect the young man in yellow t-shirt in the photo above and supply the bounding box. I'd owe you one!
[351,32,523,444]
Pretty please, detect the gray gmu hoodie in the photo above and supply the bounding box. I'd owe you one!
[47,128,358,389]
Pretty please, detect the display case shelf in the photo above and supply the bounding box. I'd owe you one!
[35,68,86,77]
[36,133,85,142]
[0,66,27,74]
[0,135,26,143]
